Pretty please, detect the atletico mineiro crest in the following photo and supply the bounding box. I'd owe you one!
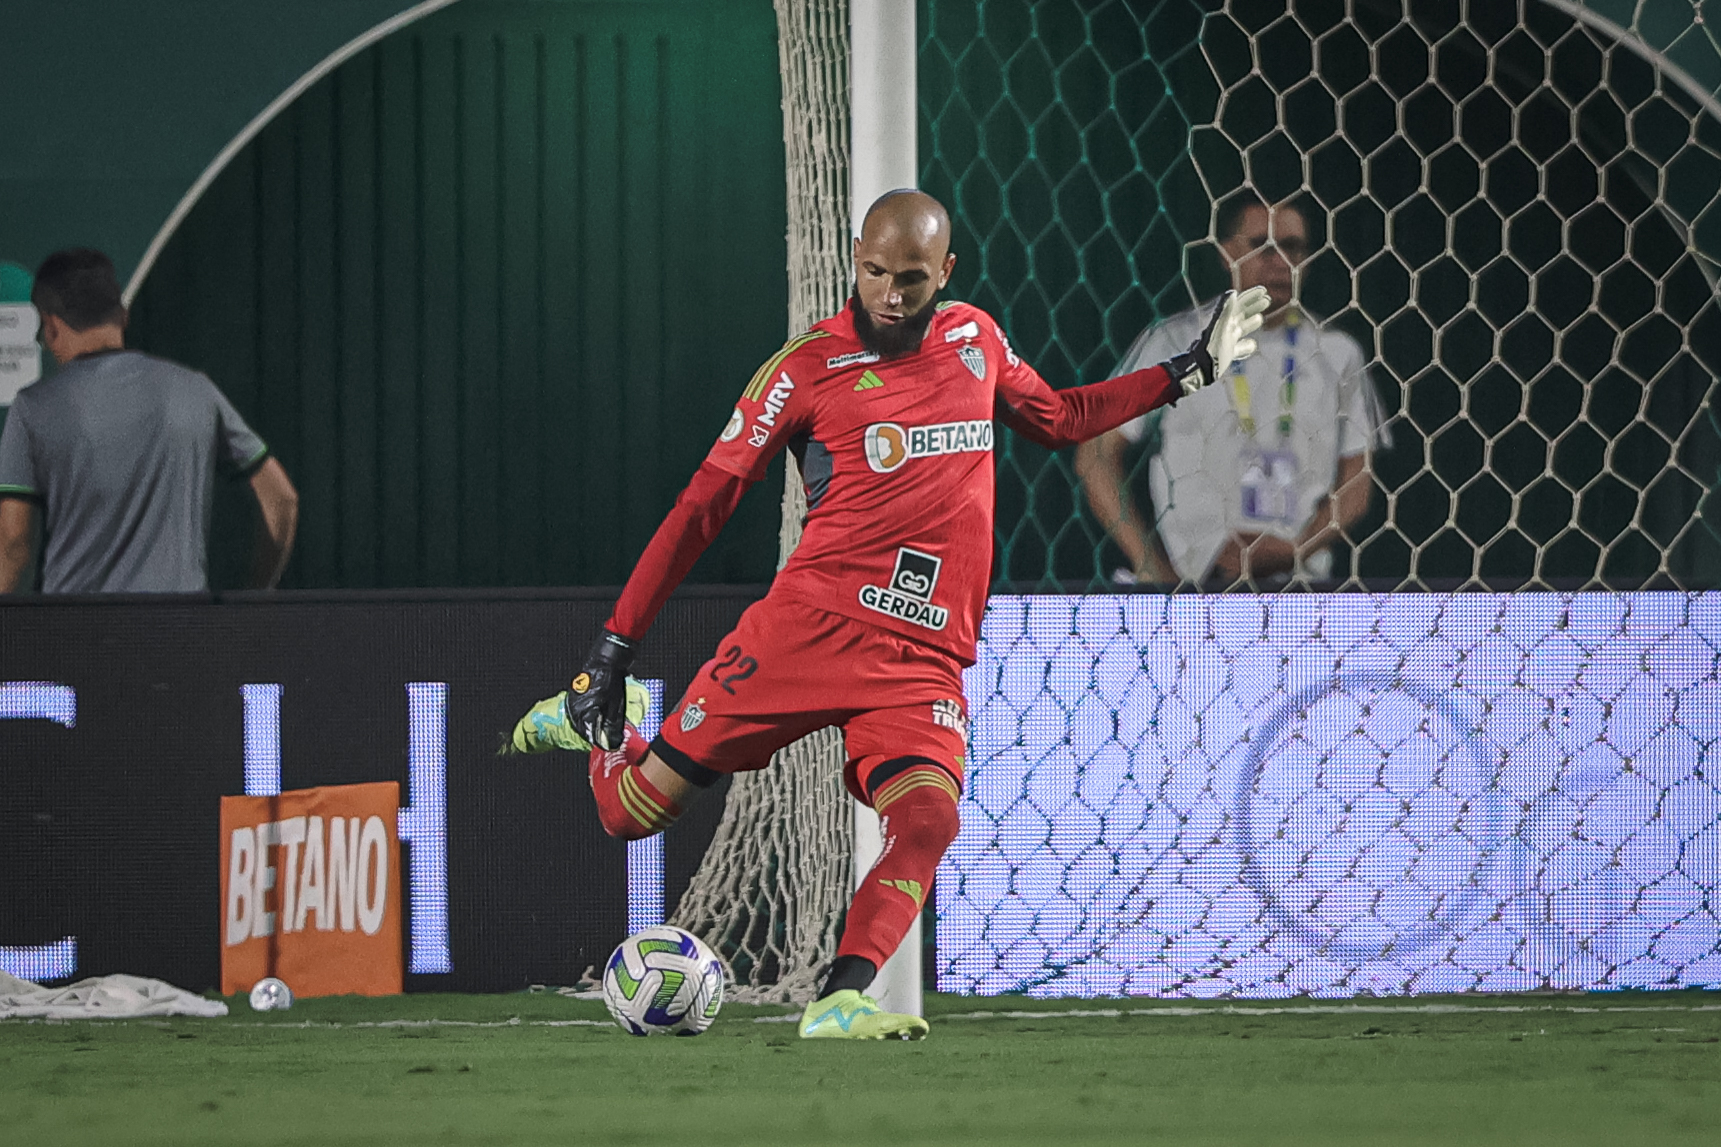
[958,344,986,380]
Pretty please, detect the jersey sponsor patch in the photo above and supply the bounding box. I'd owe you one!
[827,350,880,369]
[958,345,987,380]
[863,419,994,474]
[943,320,980,342]
[756,372,795,427]
[931,698,966,735]
[858,547,948,631]
[720,408,744,442]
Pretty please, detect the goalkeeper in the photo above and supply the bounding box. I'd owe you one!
[512,190,1266,1040]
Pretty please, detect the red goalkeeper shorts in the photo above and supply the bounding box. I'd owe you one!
[650,595,968,805]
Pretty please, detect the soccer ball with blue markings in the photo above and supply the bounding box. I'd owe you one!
[601,925,725,1036]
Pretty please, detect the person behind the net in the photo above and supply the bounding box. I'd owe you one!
[507,190,1267,1039]
[1074,190,1388,587]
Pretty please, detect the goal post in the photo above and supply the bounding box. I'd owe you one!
[849,0,924,1018]
[670,0,868,1007]
[670,0,929,1011]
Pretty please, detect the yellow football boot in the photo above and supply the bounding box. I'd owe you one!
[797,989,929,1041]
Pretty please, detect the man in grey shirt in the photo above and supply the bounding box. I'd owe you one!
[0,249,298,593]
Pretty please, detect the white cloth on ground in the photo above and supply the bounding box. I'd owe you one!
[0,969,229,1019]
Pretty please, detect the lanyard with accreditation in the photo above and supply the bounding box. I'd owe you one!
[1230,307,1301,525]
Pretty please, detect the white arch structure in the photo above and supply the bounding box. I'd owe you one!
[122,0,465,305]
[123,1,1721,307]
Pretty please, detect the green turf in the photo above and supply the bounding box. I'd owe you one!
[3,989,1717,1145]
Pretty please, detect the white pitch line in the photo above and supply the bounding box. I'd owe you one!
[12,1001,1717,1029]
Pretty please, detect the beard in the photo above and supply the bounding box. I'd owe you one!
[849,288,939,358]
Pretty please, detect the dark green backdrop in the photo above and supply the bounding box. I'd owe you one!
[129,0,787,589]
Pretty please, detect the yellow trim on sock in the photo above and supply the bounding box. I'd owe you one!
[619,769,666,817]
[617,770,672,830]
[873,767,959,813]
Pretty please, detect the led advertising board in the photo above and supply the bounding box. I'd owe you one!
[943,593,1721,997]
[0,591,747,991]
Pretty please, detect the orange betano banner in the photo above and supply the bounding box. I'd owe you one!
[220,783,403,997]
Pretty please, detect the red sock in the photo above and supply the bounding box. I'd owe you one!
[589,724,679,840]
[837,768,961,968]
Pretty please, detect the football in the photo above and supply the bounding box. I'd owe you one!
[601,925,725,1036]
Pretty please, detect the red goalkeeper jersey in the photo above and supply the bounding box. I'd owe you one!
[653,301,1180,662]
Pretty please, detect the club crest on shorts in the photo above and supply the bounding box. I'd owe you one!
[680,700,707,734]
[958,344,986,380]
[858,547,948,631]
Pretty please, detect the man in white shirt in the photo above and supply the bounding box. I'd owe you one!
[1076,192,1388,585]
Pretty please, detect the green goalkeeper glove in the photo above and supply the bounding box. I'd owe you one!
[1165,284,1270,395]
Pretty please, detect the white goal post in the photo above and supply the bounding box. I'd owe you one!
[671,0,928,1011]
[849,0,924,1018]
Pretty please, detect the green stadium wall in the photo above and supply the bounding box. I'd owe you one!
[6,1,1721,590]
[124,0,789,590]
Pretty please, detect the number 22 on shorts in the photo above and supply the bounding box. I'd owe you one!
[709,645,758,694]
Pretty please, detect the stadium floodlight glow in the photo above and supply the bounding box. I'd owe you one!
[627,681,667,934]
[0,682,79,981]
[242,682,452,975]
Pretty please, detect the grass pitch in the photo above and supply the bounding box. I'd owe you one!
[2,990,1717,1145]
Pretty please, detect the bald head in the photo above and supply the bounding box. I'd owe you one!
[860,189,951,255]
[851,190,957,356]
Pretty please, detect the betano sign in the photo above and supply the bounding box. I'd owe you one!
[220,782,402,996]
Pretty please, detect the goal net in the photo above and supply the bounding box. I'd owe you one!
[668,0,855,1003]
[675,1,1721,1000]
[917,1,1721,996]
[922,0,1721,591]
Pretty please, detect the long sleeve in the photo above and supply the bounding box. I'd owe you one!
[606,460,753,640]
[994,359,1182,450]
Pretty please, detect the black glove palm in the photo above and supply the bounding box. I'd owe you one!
[567,630,638,750]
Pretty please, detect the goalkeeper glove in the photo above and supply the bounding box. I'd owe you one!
[1165,284,1270,395]
[566,629,638,751]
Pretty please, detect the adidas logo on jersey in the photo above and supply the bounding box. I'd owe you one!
[853,370,885,392]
